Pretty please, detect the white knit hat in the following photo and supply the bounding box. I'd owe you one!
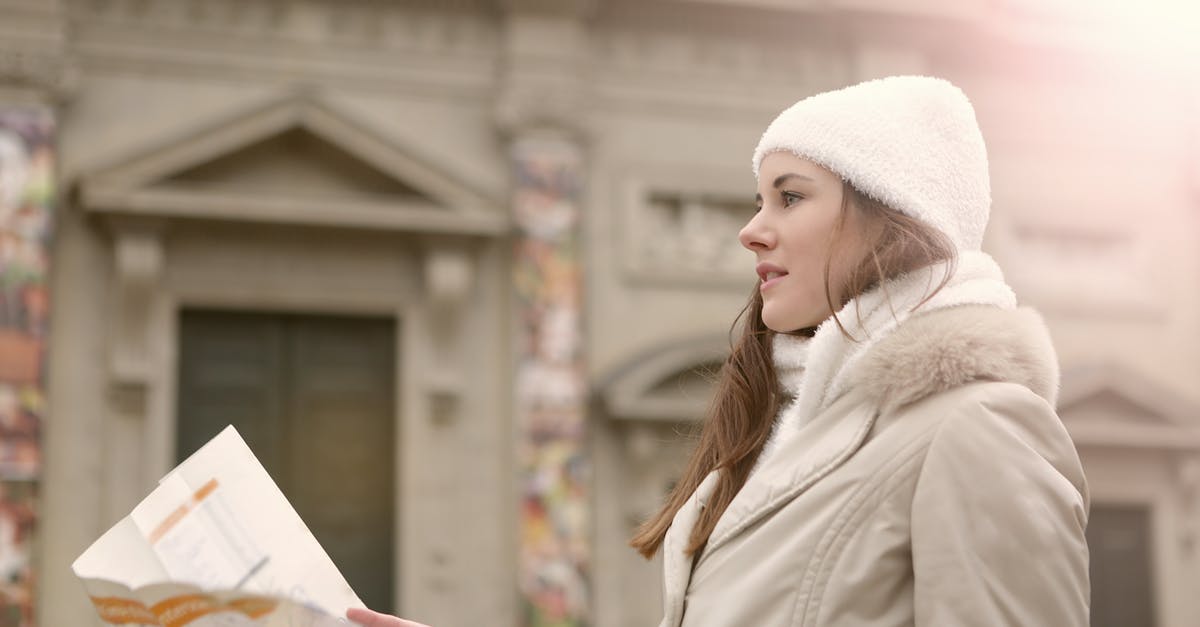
[752,75,990,251]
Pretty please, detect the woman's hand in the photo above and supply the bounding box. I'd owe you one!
[345,607,431,627]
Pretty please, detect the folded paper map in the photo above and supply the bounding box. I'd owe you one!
[73,425,365,626]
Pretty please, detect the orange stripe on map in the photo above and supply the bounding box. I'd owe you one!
[151,593,221,627]
[148,478,219,544]
[90,596,158,624]
[193,479,217,501]
[227,596,279,619]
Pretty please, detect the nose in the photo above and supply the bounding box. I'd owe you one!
[738,210,774,252]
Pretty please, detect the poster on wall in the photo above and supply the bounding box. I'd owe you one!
[511,138,591,626]
[0,107,55,627]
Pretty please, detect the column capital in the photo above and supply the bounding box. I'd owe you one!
[0,0,77,104]
[493,2,594,142]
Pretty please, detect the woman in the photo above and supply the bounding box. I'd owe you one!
[351,75,1090,626]
[630,75,1090,626]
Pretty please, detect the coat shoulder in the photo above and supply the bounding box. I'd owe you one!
[851,305,1060,414]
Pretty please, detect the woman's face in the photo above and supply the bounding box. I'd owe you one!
[739,151,869,332]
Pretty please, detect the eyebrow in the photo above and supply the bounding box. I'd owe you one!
[773,173,815,188]
[756,173,815,203]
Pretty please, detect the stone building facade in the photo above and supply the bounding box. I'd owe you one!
[0,1,1197,626]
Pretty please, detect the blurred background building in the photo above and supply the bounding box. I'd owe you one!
[0,0,1198,625]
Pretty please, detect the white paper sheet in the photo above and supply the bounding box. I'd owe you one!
[72,425,365,626]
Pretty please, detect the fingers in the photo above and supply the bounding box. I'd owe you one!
[345,607,431,627]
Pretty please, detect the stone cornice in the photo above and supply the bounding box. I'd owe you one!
[0,48,75,96]
[66,0,499,49]
[64,0,499,98]
[500,0,596,19]
[0,0,77,100]
[57,0,1183,122]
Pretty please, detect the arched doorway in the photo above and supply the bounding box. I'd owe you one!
[591,336,728,627]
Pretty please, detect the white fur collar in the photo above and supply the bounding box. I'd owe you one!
[849,304,1060,413]
[762,251,1017,464]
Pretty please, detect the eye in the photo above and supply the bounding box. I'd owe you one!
[782,191,805,207]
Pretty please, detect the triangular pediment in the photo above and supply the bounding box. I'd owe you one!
[1058,364,1194,428]
[164,126,429,202]
[80,94,506,236]
[1057,364,1200,451]
[1059,388,1172,426]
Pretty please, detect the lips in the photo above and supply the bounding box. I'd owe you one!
[756,262,788,289]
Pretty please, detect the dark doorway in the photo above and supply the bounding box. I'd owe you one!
[1087,504,1156,627]
[176,309,396,613]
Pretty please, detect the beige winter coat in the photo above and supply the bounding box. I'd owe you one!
[660,305,1090,627]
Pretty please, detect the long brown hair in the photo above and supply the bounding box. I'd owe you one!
[629,181,957,559]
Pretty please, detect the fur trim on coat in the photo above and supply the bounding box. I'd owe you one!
[849,304,1060,414]
[660,303,1084,627]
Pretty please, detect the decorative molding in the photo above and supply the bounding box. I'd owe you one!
[1060,364,1197,424]
[632,192,754,284]
[1011,223,1133,259]
[67,0,497,49]
[1066,422,1200,451]
[108,218,165,394]
[996,219,1163,319]
[424,366,463,424]
[1177,455,1200,553]
[501,0,596,18]
[494,78,592,142]
[493,7,593,139]
[617,166,756,288]
[85,187,508,236]
[0,49,76,97]
[64,0,500,98]
[594,28,853,88]
[598,335,727,422]
[0,0,78,101]
[1059,364,1200,451]
[421,244,473,422]
[80,93,508,236]
[590,9,856,118]
[424,247,475,311]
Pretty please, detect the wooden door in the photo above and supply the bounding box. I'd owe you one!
[176,310,396,613]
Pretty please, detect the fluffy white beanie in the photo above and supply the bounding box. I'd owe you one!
[752,75,990,251]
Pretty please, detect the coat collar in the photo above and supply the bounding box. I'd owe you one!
[758,253,1018,465]
[716,305,1059,548]
[658,394,876,627]
[660,471,719,627]
[659,305,1061,624]
[847,304,1060,412]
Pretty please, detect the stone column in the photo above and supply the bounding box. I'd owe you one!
[496,2,594,624]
